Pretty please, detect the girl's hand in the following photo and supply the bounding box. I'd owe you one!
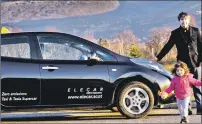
[158,91,168,99]
[158,91,162,96]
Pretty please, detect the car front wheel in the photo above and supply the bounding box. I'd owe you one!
[117,82,154,119]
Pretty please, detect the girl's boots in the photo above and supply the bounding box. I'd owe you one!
[180,116,189,123]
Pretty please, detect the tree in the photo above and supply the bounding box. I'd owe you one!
[83,30,97,43]
[10,27,23,33]
[114,29,139,55]
[45,26,58,32]
[189,14,196,27]
[98,38,110,49]
[129,44,142,58]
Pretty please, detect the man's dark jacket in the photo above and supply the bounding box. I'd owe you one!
[156,26,202,69]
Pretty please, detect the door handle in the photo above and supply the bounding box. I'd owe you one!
[42,66,59,70]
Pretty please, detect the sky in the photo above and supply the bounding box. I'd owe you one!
[2,1,201,41]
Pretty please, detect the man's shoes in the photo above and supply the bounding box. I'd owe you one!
[196,109,202,115]
[180,116,189,123]
[188,109,192,115]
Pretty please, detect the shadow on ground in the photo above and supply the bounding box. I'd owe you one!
[1,110,180,121]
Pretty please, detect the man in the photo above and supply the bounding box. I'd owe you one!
[153,12,202,114]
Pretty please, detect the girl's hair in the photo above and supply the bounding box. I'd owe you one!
[171,61,190,76]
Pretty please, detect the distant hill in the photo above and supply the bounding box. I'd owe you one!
[1,1,201,40]
[1,1,119,23]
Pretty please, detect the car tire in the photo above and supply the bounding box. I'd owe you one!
[110,107,119,112]
[117,82,154,119]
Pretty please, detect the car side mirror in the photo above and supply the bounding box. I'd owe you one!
[87,58,98,66]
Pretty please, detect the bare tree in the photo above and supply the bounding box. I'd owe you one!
[10,27,23,33]
[189,14,196,27]
[114,29,139,55]
[83,30,97,43]
[146,27,176,62]
[98,38,110,49]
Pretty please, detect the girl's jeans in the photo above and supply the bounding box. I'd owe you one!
[177,96,191,118]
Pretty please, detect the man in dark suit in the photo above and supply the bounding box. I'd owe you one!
[153,12,202,115]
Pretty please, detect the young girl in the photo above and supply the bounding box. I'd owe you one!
[159,61,202,123]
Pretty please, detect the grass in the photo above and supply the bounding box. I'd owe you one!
[162,63,175,72]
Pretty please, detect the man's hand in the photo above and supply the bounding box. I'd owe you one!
[151,56,158,62]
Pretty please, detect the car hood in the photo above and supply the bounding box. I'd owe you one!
[129,57,173,79]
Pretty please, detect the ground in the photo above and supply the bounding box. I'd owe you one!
[1,104,201,123]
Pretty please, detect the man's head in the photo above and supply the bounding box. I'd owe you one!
[178,12,190,29]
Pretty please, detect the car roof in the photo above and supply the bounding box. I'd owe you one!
[2,32,80,38]
[2,31,91,44]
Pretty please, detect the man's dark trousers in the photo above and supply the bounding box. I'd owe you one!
[190,63,202,112]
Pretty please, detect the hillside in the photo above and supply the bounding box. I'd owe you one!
[1,1,201,39]
[1,1,119,23]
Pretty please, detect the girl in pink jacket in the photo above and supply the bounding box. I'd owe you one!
[159,61,202,123]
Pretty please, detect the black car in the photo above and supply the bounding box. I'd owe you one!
[1,32,174,119]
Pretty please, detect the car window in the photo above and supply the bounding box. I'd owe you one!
[1,37,31,59]
[37,36,91,60]
[95,49,117,62]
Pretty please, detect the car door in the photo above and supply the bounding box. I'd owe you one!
[35,33,111,106]
[1,34,41,107]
